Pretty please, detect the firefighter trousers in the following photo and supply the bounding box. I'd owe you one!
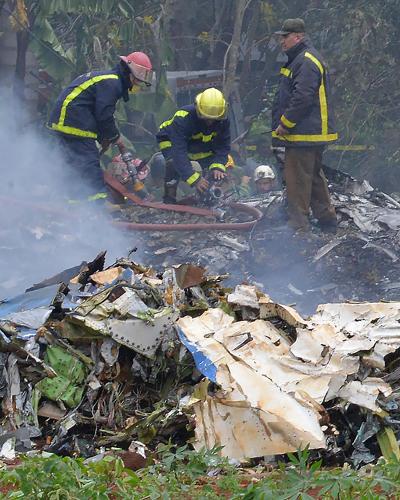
[53,133,106,198]
[284,146,336,231]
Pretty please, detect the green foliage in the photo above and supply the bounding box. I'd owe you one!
[1,449,400,499]
[14,0,400,189]
[0,454,138,499]
[241,450,400,500]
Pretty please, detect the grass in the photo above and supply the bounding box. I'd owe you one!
[0,445,400,499]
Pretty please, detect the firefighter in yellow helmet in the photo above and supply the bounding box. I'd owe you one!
[156,87,231,203]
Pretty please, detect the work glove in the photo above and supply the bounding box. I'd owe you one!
[100,135,120,154]
[212,169,226,181]
[195,176,209,193]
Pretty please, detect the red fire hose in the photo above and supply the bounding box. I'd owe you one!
[0,176,263,233]
[104,172,263,231]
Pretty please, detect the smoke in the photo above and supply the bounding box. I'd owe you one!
[0,89,139,299]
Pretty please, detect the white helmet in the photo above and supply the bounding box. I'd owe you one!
[254,165,275,182]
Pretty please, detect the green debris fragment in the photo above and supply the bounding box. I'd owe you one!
[377,427,400,461]
[35,345,88,408]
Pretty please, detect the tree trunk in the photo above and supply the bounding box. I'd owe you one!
[222,0,248,99]
[239,0,259,95]
[209,0,232,68]
[164,0,196,70]
[14,28,29,99]
[12,0,37,100]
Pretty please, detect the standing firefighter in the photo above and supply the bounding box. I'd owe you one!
[156,87,231,203]
[48,52,153,196]
[272,19,338,233]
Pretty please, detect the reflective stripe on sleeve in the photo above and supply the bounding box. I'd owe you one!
[281,115,296,128]
[186,171,201,185]
[208,162,226,172]
[159,140,172,149]
[191,131,217,142]
[280,67,292,77]
[159,110,189,129]
[188,151,213,160]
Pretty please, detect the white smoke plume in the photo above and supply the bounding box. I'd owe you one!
[0,89,139,298]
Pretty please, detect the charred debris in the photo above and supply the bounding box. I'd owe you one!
[1,168,400,467]
[1,253,400,466]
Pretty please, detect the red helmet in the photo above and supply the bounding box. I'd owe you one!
[119,51,153,86]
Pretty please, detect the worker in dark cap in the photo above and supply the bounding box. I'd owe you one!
[272,18,338,233]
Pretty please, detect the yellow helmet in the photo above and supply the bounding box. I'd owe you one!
[195,88,227,120]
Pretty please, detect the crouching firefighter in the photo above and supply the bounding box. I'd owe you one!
[48,51,153,199]
[156,87,231,203]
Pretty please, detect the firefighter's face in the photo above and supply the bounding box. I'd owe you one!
[256,179,274,194]
[280,33,303,52]
[129,74,145,93]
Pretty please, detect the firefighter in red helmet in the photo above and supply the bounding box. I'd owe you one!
[48,51,153,197]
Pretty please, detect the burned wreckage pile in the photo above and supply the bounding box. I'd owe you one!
[1,246,400,467]
[132,166,400,314]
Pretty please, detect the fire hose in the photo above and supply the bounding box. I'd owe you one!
[104,171,263,231]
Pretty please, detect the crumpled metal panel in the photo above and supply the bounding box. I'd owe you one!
[0,283,62,329]
[178,309,326,459]
[178,297,400,460]
[108,309,179,358]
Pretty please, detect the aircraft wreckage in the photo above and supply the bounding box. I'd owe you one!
[1,168,400,466]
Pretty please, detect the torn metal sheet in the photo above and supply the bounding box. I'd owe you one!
[173,264,206,290]
[100,338,119,366]
[108,308,179,358]
[227,285,259,310]
[0,283,62,329]
[89,267,125,285]
[216,235,250,252]
[338,379,392,412]
[178,309,326,459]
[259,295,308,327]
[313,237,347,262]
[178,296,400,460]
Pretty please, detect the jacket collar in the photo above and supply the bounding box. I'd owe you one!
[285,39,309,63]
[113,63,131,102]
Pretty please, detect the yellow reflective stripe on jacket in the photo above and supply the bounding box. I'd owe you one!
[186,171,201,185]
[305,52,324,74]
[52,74,119,138]
[159,140,172,149]
[280,67,292,77]
[305,52,328,135]
[188,151,213,160]
[328,145,374,151]
[319,83,328,135]
[191,131,217,142]
[88,192,108,201]
[67,192,108,204]
[272,131,338,142]
[209,162,226,172]
[50,123,98,138]
[159,110,189,129]
[281,115,296,128]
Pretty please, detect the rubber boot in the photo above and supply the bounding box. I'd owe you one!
[163,181,178,204]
